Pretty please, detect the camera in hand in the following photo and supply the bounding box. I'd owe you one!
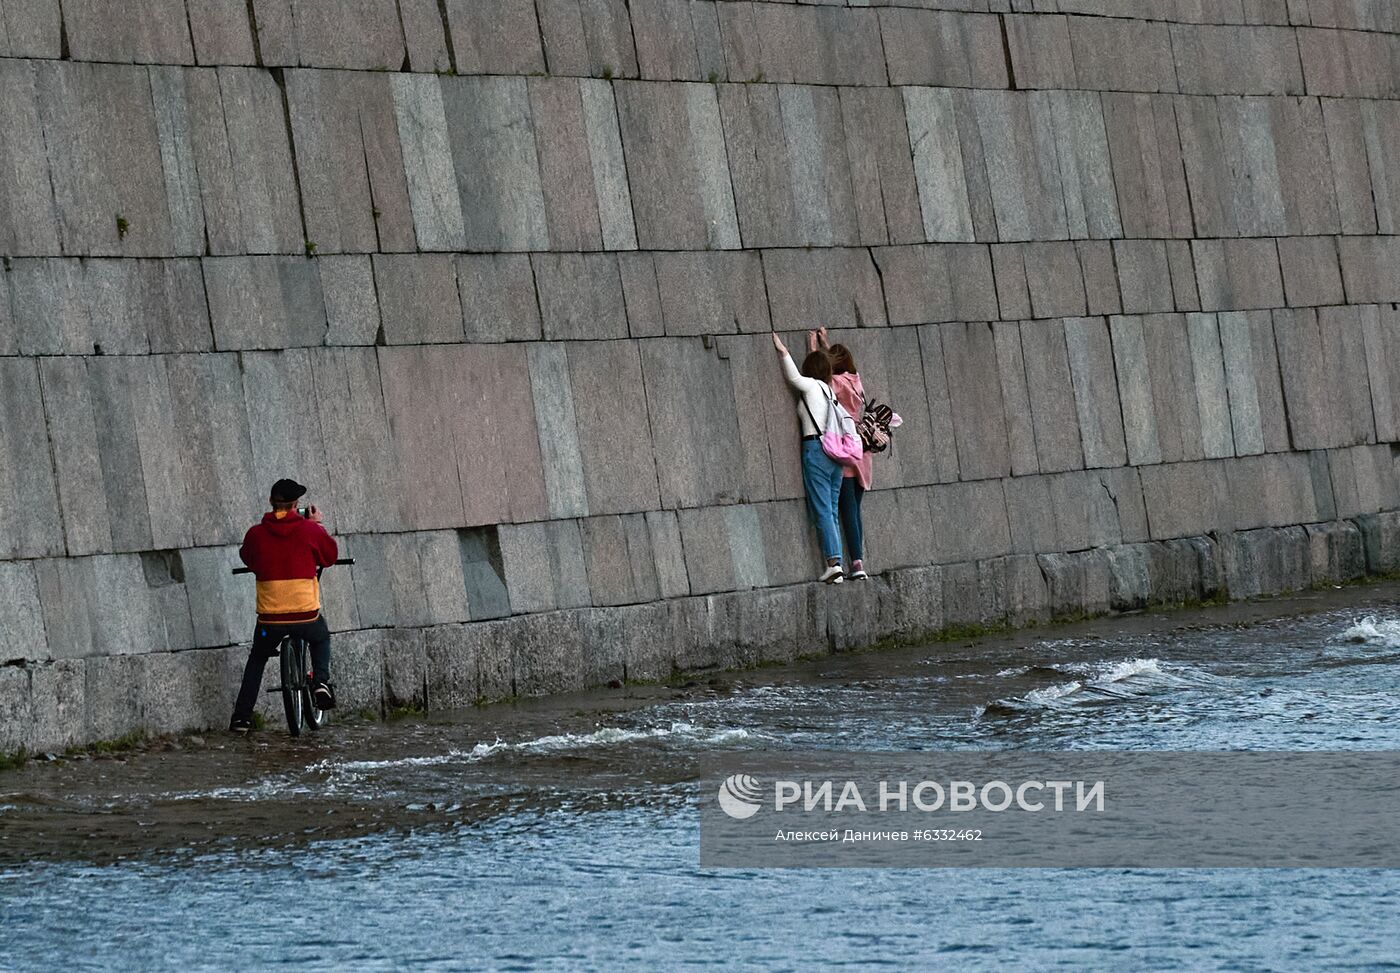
[297,506,310,518]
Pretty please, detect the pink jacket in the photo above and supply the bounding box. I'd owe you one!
[831,372,873,491]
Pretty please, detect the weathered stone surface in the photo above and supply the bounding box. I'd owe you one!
[1216,97,1288,236]
[1140,313,1206,462]
[615,82,739,250]
[1276,235,1343,307]
[186,66,305,254]
[1362,305,1400,442]
[1064,317,1128,469]
[1192,238,1285,312]
[1328,445,1399,518]
[526,343,587,521]
[499,521,592,614]
[1140,460,1233,539]
[654,252,769,336]
[1,0,61,58]
[166,353,260,545]
[631,0,705,80]
[391,74,467,252]
[1305,520,1365,585]
[1338,236,1400,304]
[1006,13,1076,89]
[1019,318,1085,472]
[533,253,629,341]
[1172,24,1303,95]
[640,338,745,508]
[287,71,414,254]
[239,349,330,529]
[841,87,924,246]
[1108,316,1161,466]
[0,562,47,663]
[1226,452,1320,528]
[1221,525,1310,598]
[727,3,885,86]
[1321,306,1378,446]
[309,348,402,534]
[441,76,549,252]
[881,9,1007,88]
[396,0,452,73]
[990,322,1038,476]
[990,245,1031,320]
[205,256,326,350]
[62,0,194,64]
[928,481,1011,563]
[1273,307,1347,449]
[971,90,1068,242]
[458,255,543,343]
[1102,92,1194,238]
[1069,15,1177,92]
[940,321,1011,481]
[567,341,661,515]
[618,254,664,338]
[1317,99,1376,235]
[0,61,60,255]
[537,0,638,78]
[646,510,691,598]
[1216,312,1266,456]
[286,0,406,70]
[876,245,998,325]
[902,87,974,243]
[372,254,463,345]
[719,84,858,249]
[1023,243,1087,318]
[319,256,380,346]
[0,359,64,559]
[763,249,886,333]
[1356,511,1400,575]
[447,0,545,74]
[35,62,173,257]
[530,78,607,252]
[1185,313,1237,459]
[148,67,207,256]
[1113,240,1173,314]
[1271,96,1340,235]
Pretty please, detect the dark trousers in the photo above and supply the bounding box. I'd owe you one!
[232,617,331,721]
[839,477,865,562]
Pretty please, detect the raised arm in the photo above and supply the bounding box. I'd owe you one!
[772,332,807,391]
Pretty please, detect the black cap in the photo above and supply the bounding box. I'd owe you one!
[270,478,307,503]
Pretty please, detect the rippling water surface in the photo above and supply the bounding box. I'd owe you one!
[5,588,1400,971]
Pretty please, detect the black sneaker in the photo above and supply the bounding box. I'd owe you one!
[312,683,336,711]
[229,717,253,735]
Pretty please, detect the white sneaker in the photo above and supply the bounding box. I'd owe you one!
[819,564,844,584]
[848,569,868,580]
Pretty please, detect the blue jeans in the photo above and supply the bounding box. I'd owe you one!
[839,477,864,562]
[801,440,845,561]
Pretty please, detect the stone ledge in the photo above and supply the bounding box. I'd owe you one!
[8,515,1395,755]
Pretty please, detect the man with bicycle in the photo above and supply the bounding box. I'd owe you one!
[229,479,339,734]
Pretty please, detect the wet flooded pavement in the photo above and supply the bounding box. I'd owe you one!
[5,583,1400,970]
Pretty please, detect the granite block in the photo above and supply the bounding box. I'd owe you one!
[309,348,402,534]
[615,81,739,250]
[396,0,452,73]
[1042,90,1122,240]
[1176,96,1237,238]
[927,480,1011,563]
[1338,236,1400,304]
[441,76,549,252]
[1114,240,1174,314]
[37,358,111,555]
[1141,313,1206,462]
[1078,241,1123,316]
[1216,96,1287,237]
[1005,13,1077,89]
[1019,318,1085,473]
[655,252,769,336]
[1171,24,1304,95]
[841,87,925,246]
[1109,316,1162,466]
[1361,305,1400,442]
[1064,317,1127,469]
[371,254,463,345]
[1023,243,1087,318]
[1271,307,1335,448]
[1140,460,1233,539]
[61,0,194,64]
[941,321,1010,481]
[1102,92,1194,238]
[992,321,1039,476]
[881,9,1007,87]
[1320,99,1379,235]
[239,350,332,529]
[1192,238,1285,312]
[288,0,405,70]
[567,340,662,515]
[0,360,64,559]
[0,60,60,255]
[446,0,545,74]
[970,89,1068,242]
[537,0,638,78]
[204,256,327,350]
[640,337,745,508]
[533,253,629,341]
[319,256,380,346]
[1271,95,1340,235]
[1184,313,1237,459]
[148,67,208,256]
[903,87,975,243]
[1319,306,1378,446]
[763,249,886,333]
[86,358,156,552]
[499,521,592,614]
[458,255,543,343]
[876,245,998,326]
[1166,240,1200,311]
[392,74,467,252]
[1068,15,1176,92]
[0,0,61,58]
[526,343,587,520]
[1217,311,1267,455]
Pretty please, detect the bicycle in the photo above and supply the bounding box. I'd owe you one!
[231,558,354,737]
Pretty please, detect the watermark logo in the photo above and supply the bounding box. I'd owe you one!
[717,774,764,819]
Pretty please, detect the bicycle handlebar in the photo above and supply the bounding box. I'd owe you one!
[231,558,355,576]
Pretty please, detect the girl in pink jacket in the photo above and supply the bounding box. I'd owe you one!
[811,329,871,580]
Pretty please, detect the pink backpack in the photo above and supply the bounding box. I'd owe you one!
[804,386,864,469]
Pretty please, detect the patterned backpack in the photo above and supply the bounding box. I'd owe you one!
[857,397,896,453]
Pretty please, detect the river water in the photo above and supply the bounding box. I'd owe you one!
[4,585,1400,971]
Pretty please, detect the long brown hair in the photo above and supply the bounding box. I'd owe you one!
[828,343,856,375]
[800,350,833,383]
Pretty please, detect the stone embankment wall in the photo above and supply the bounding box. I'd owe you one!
[5,0,1400,751]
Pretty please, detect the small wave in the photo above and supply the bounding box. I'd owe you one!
[317,722,757,775]
[977,658,1214,717]
[1340,616,1400,647]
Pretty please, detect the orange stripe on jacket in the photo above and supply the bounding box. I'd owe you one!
[255,577,322,623]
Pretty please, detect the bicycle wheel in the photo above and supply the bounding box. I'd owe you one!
[280,637,303,737]
[300,638,326,731]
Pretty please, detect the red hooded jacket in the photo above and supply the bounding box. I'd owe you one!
[239,510,339,624]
